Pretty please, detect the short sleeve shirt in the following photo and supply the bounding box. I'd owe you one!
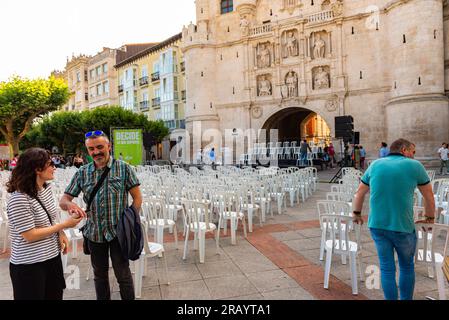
[361,154,430,233]
[438,147,449,161]
[64,157,140,243]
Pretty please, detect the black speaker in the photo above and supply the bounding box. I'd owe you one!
[335,116,354,138]
[353,132,360,145]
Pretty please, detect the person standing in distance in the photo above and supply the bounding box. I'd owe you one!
[437,142,449,175]
[352,139,435,300]
[59,130,142,300]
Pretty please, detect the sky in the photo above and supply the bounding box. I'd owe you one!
[0,0,196,81]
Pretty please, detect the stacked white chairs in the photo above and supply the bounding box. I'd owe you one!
[237,186,261,232]
[317,200,353,262]
[414,222,449,300]
[141,198,179,252]
[182,200,218,263]
[322,213,363,295]
[134,220,170,299]
[0,191,9,253]
[215,191,248,246]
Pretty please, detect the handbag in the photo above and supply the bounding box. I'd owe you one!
[80,165,111,255]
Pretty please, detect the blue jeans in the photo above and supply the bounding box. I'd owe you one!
[300,152,307,164]
[370,228,417,300]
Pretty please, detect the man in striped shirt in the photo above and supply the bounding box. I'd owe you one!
[59,131,142,300]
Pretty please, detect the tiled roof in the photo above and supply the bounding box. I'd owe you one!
[114,33,182,68]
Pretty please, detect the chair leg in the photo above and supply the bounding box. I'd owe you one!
[61,253,68,274]
[349,253,358,295]
[199,230,205,263]
[435,262,447,300]
[261,204,266,222]
[323,249,333,289]
[230,218,236,245]
[174,225,179,248]
[428,265,435,279]
[242,217,248,239]
[72,239,78,259]
[247,208,253,233]
[319,230,326,261]
[182,228,190,260]
[162,251,170,285]
[86,265,91,281]
[134,256,144,299]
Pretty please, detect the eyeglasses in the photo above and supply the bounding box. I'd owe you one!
[85,130,105,139]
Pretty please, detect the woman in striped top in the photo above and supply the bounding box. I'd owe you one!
[6,148,82,300]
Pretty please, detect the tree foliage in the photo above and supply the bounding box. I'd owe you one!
[0,76,69,156]
[23,106,170,155]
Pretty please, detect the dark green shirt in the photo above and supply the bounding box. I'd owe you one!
[65,157,140,243]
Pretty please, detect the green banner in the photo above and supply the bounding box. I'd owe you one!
[113,129,143,166]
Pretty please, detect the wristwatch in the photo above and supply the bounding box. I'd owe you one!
[424,216,435,222]
[353,211,362,215]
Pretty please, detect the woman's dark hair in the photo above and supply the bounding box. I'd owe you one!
[6,148,51,198]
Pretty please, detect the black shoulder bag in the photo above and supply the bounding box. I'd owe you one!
[80,166,111,254]
[35,197,53,226]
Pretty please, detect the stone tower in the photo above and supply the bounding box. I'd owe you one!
[182,0,220,144]
[385,0,449,158]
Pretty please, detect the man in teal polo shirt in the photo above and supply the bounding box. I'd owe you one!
[352,138,435,300]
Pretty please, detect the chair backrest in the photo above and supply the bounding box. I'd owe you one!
[320,213,360,255]
[182,200,214,231]
[143,197,170,227]
[316,200,352,228]
[415,222,449,265]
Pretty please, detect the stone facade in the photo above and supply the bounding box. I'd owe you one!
[87,48,120,109]
[64,55,91,112]
[181,0,449,161]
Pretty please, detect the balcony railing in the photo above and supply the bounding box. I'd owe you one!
[250,23,273,36]
[181,90,186,101]
[151,72,160,82]
[180,61,185,72]
[118,84,124,93]
[140,100,149,111]
[152,97,161,107]
[307,10,334,24]
[139,76,149,86]
[165,119,186,131]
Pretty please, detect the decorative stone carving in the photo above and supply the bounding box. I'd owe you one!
[331,0,344,17]
[282,30,299,58]
[285,71,298,98]
[252,106,263,119]
[313,67,330,90]
[313,34,326,59]
[240,16,250,36]
[256,42,272,68]
[325,98,339,112]
[257,75,272,96]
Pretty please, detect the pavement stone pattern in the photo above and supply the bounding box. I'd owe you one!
[0,167,448,300]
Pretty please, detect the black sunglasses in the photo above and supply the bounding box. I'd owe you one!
[85,130,105,139]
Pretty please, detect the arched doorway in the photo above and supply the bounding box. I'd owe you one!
[262,107,331,145]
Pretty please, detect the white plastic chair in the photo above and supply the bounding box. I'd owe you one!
[134,221,169,299]
[182,200,217,263]
[216,191,248,246]
[322,214,363,295]
[414,222,449,300]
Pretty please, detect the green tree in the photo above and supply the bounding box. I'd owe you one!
[24,106,170,155]
[0,76,69,156]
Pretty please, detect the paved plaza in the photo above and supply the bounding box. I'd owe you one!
[0,167,448,300]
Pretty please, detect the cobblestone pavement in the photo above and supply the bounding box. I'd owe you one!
[0,167,447,300]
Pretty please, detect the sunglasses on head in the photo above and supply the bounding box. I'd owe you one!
[85,130,105,139]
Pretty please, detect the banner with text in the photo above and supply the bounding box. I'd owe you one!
[113,129,143,166]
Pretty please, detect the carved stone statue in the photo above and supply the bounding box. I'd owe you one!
[257,43,271,68]
[240,16,250,36]
[285,31,299,57]
[285,71,298,98]
[331,0,344,17]
[314,67,330,90]
[258,76,272,96]
[313,34,326,59]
